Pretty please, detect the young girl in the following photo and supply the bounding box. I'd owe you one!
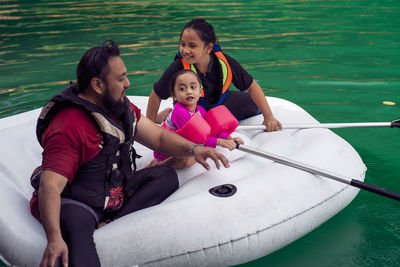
[151,69,243,169]
[147,18,282,132]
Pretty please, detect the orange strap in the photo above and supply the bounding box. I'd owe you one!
[181,51,232,97]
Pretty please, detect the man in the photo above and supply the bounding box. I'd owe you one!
[30,40,229,267]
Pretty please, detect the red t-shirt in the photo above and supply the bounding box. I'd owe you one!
[30,102,141,220]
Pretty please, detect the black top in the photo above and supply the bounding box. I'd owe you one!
[153,52,254,106]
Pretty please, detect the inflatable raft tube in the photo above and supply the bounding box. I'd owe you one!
[0,96,366,266]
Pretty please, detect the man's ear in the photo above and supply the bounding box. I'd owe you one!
[90,77,105,95]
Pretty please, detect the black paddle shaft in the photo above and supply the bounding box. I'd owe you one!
[390,119,400,128]
[235,143,400,202]
[350,179,400,201]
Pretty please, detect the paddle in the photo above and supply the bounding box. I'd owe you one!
[236,119,400,131]
[236,143,400,201]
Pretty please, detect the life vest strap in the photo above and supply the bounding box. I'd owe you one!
[181,50,232,99]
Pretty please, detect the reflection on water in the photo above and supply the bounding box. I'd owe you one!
[0,0,399,266]
[1,0,398,118]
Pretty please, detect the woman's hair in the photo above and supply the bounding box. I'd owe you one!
[169,69,202,99]
[180,18,218,46]
[76,40,120,92]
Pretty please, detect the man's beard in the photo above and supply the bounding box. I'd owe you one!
[103,87,127,118]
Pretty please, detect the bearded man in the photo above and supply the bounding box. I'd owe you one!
[30,40,229,267]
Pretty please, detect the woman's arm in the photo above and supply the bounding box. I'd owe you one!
[247,80,282,131]
[146,90,162,123]
[146,90,172,124]
[147,61,183,123]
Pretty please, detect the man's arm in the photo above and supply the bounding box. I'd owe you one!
[38,170,69,267]
[136,115,230,170]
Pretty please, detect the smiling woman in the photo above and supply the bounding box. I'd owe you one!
[0,0,399,266]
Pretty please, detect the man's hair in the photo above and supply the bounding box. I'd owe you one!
[76,40,120,92]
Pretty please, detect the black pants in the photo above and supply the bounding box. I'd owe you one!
[222,90,260,120]
[60,166,178,267]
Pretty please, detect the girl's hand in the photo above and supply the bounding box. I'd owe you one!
[262,115,282,132]
[217,139,238,151]
[231,136,244,145]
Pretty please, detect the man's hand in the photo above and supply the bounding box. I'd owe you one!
[38,171,69,267]
[192,146,230,170]
[40,237,68,267]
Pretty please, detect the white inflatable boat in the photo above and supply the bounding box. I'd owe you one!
[0,96,366,266]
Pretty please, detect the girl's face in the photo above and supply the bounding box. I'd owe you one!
[179,28,213,65]
[172,72,202,111]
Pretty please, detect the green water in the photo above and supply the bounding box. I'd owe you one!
[1,0,399,266]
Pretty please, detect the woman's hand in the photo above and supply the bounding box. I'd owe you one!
[262,115,282,132]
[156,107,172,124]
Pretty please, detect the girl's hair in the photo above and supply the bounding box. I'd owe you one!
[180,18,218,46]
[169,69,202,97]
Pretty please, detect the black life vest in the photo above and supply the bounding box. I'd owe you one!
[35,82,140,211]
